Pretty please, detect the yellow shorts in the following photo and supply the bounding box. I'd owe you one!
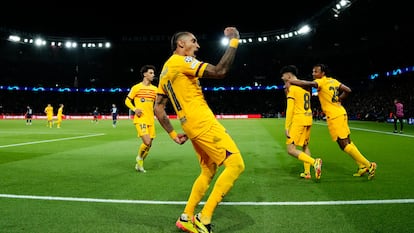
[135,123,156,138]
[286,124,311,147]
[327,114,350,141]
[191,121,240,166]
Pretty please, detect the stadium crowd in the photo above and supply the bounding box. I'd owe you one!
[0,72,412,122]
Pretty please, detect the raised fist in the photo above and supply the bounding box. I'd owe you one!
[224,27,240,39]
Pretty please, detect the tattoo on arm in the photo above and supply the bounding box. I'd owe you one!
[154,94,174,133]
[203,47,237,79]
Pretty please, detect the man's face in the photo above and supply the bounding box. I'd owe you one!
[281,72,291,83]
[144,69,155,81]
[312,66,324,79]
[181,34,200,57]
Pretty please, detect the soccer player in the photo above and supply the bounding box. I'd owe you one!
[154,27,245,233]
[25,105,33,125]
[92,107,99,124]
[56,104,64,128]
[125,65,157,173]
[286,63,377,180]
[44,104,54,128]
[280,65,322,180]
[393,98,404,133]
[110,104,118,128]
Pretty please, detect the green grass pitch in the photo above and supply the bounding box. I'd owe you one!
[1,118,413,233]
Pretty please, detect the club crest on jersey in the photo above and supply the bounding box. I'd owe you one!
[190,60,199,69]
[184,56,193,63]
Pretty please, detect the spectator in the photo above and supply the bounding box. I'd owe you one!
[393,98,404,133]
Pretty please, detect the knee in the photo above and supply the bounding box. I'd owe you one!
[143,139,152,147]
[229,155,245,175]
[200,168,216,181]
[286,147,296,156]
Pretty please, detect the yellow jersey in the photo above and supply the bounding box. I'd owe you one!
[315,76,347,119]
[157,54,214,139]
[44,106,53,117]
[285,85,313,129]
[126,82,157,125]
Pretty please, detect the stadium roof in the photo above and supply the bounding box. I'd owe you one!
[0,0,412,86]
[2,1,335,38]
[1,1,410,47]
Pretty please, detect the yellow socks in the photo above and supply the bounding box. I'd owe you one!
[344,143,370,168]
[183,173,211,219]
[298,152,315,166]
[138,143,150,160]
[200,153,245,223]
[303,162,311,174]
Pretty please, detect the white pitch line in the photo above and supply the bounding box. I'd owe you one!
[0,133,105,148]
[350,127,414,137]
[0,194,413,206]
[313,122,414,138]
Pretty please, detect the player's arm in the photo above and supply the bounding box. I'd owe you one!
[289,79,318,89]
[285,97,294,138]
[338,83,351,102]
[154,94,187,145]
[202,27,240,79]
[124,96,142,117]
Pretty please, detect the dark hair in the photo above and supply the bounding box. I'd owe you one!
[170,31,190,52]
[280,65,298,76]
[314,63,330,75]
[140,64,156,78]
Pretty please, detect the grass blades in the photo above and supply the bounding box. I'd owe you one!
[1,118,414,233]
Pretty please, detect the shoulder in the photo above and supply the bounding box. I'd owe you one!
[171,54,203,67]
[326,76,339,83]
[289,85,299,91]
[130,82,143,89]
[317,77,332,85]
[314,78,322,84]
[167,54,184,64]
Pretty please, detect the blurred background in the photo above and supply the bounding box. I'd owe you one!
[0,0,412,120]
